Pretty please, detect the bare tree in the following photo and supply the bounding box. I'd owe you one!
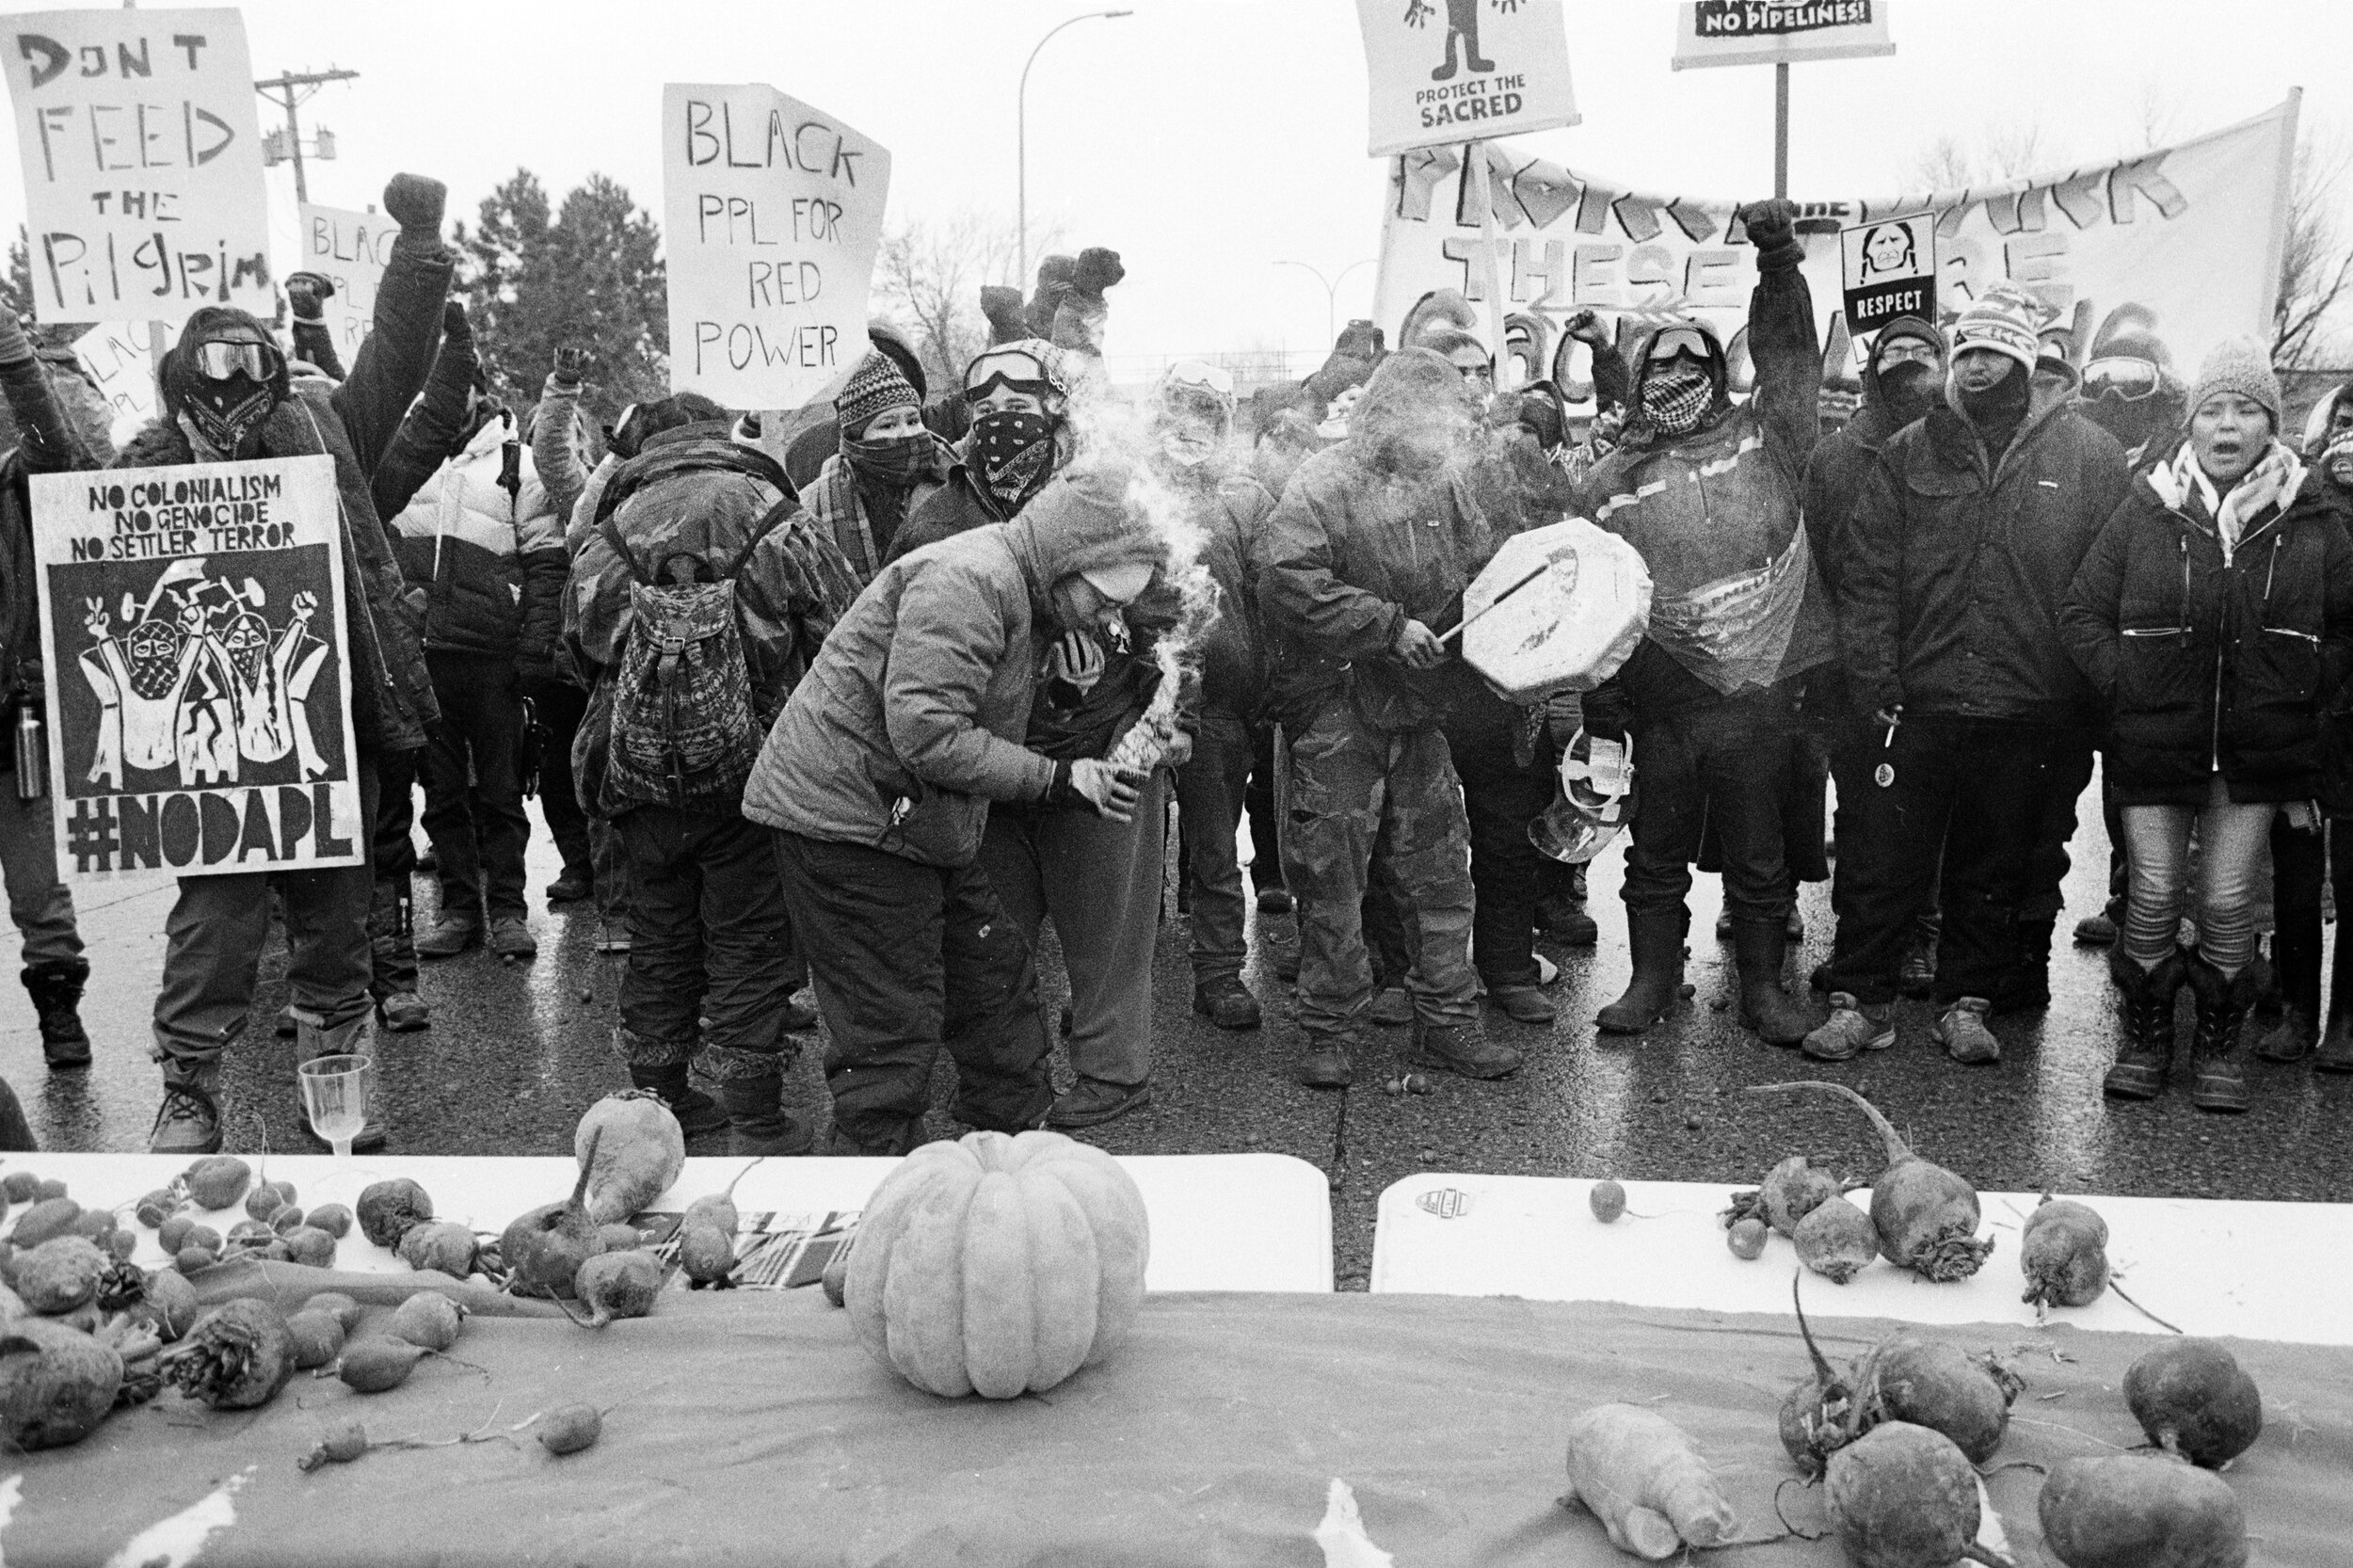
[872,211,1064,392]
[1907,120,2053,190]
[2275,128,2353,367]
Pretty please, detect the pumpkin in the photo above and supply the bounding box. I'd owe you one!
[845,1130,1149,1399]
[574,1091,686,1225]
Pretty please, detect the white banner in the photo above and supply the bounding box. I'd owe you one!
[1,8,271,325]
[1356,0,1577,158]
[1673,1,1896,72]
[1373,100,2297,403]
[661,83,891,409]
[72,320,175,447]
[295,202,394,361]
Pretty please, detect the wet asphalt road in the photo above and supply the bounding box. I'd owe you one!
[7,776,2350,1289]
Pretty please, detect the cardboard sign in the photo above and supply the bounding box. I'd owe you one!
[1840,213,1936,340]
[295,202,394,361]
[1357,0,1577,157]
[30,456,364,881]
[1,8,271,324]
[1673,1,1896,71]
[662,83,891,409]
[72,320,176,446]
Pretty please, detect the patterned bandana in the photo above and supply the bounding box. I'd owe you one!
[971,409,1060,511]
[1641,365,1712,438]
[184,374,277,456]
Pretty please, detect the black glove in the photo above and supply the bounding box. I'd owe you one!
[980,285,1027,344]
[285,271,334,322]
[551,344,590,390]
[441,300,472,345]
[383,173,447,234]
[1736,199,1802,270]
[1073,247,1125,299]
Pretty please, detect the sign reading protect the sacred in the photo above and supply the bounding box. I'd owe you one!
[1356,0,1577,157]
[296,202,394,360]
[1,8,271,324]
[28,456,362,881]
[1839,213,1936,340]
[1673,1,1896,71]
[662,83,891,409]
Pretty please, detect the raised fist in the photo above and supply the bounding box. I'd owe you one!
[382,173,447,233]
[285,271,334,320]
[1736,199,1801,261]
[440,300,472,344]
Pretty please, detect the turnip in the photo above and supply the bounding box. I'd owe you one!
[1781,1275,1858,1478]
[1746,1081,1993,1282]
[1824,1420,2013,1567]
[2123,1339,2263,1468]
[336,1336,427,1393]
[1562,1403,1738,1558]
[570,1250,661,1328]
[397,1221,480,1276]
[0,1171,40,1204]
[284,1309,346,1370]
[1729,1156,1842,1239]
[2036,1453,2248,1567]
[2020,1197,2110,1310]
[283,1226,337,1269]
[537,1401,602,1455]
[1589,1179,1627,1224]
[12,1196,82,1248]
[15,1236,108,1314]
[0,1317,123,1448]
[676,1223,738,1288]
[158,1213,197,1254]
[1794,1195,1880,1284]
[576,1090,687,1225]
[680,1157,764,1238]
[162,1300,295,1409]
[133,1188,183,1229]
[356,1177,434,1250]
[309,1203,353,1240]
[183,1156,251,1211]
[389,1293,465,1352]
[1851,1335,2025,1463]
[1727,1217,1768,1260]
[303,1292,363,1334]
[502,1132,603,1298]
[299,1416,371,1472]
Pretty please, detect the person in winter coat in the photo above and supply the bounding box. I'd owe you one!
[1572,199,1831,1048]
[744,460,1160,1157]
[800,352,954,586]
[385,340,567,964]
[1258,347,1519,1090]
[2065,344,2353,1110]
[780,323,961,493]
[566,400,858,1153]
[888,340,1077,563]
[117,174,452,1155]
[1803,315,1947,1000]
[1811,282,2130,1069]
[0,316,114,1073]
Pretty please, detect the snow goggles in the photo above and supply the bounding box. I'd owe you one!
[2081,356,2163,401]
[192,340,276,381]
[1644,326,1712,363]
[965,349,1058,401]
[1163,359,1234,398]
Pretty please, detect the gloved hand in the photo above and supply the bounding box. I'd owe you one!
[980,285,1028,344]
[285,272,335,322]
[1072,247,1125,300]
[551,344,590,389]
[1045,630,1105,696]
[1564,309,1612,348]
[1736,199,1802,269]
[441,300,472,345]
[1045,758,1144,822]
[383,173,448,234]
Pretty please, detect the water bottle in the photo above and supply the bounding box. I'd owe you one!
[13,703,42,802]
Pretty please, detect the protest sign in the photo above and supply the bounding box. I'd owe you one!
[1373,98,2297,400]
[295,202,394,360]
[662,83,891,409]
[72,320,176,445]
[1356,0,1577,157]
[29,456,364,881]
[1839,212,1936,342]
[1,8,271,325]
[1673,1,1896,71]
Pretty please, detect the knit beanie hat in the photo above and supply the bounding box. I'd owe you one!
[837,351,920,439]
[1949,283,2043,377]
[2185,337,2281,430]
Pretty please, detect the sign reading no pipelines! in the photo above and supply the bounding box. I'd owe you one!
[28,456,364,881]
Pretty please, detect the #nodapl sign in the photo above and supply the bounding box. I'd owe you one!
[29,455,364,880]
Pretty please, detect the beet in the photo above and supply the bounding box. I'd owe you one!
[0,1317,123,1448]
[284,1309,346,1370]
[283,1227,337,1269]
[1852,1335,2024,1463]
[246,1180,296,1223]
[2021,1197,2110,1310]
[300,1416,371,1472]
[1747,1081,1993,1282]
[1781,1275,1858,1479]
[573,1251,661,1328]
[537,1401,602,1455]
[677,1223,738,1288]
[1753,1156,1841,1237]
[136,1270,200,1340]
[595,1224,642,1254]
[356,1178,434,1250]
[1794,1195,1880,1284]
[308,1203,354,1240]
[397,1221,480,1277]
[502,1132,602,1298]
[15,1237,109,1315]
[337,1337,426,1393]
[680,1156,762,1238]
[0,1172,39,1205]
[1589,1179,1626,1224]
[12,1197,83,1248]
[303,1293,364,1334]
[165,1300,295,1409]
[183,1156,251,1211]
[2037,1453,2248,1567]
[157,1213,197,1254]
[1726,1217,1768,1260]
[2124,1339,2263,1468]
[1825,1421,2009,1567]
[389,1293,464,1352]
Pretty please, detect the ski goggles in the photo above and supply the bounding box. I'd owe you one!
[965,349,1060,401]
[1162,359,1234,398]
[192,340,276,381]
[1644,326,1712,363]
[2081,356,2164,401]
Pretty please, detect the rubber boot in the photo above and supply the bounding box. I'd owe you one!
[2318,926,2353,1074]
[720,1074,814,1157]
[149,1058,222,1155]
[2103,948,2185,1100]
[629,1064,728,1136]
[1596,907,1688,1033]
[2255,918,2321,1063]
[1732,918,1812,1047]
[296,1013,387,1152]
[22,958,91,1068]
[2184,953,2255,1113]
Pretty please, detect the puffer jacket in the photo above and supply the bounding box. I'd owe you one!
[387,416,565,662]
[1573,237,1832,724]
[1840,370,2131,727]
[1257,348,1492,734]
[742,468,1167,868]
[1172,458,1274,718]
[2062,457,2353,807]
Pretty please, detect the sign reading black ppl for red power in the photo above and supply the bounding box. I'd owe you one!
[27,456,364,882]
[1355,0,1577,158]
[0,8,272,324]
[662,84,891,410]
[1839,213,1936,340]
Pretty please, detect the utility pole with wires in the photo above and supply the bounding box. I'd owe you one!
[254,68,357,204]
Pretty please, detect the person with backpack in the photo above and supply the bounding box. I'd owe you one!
[744,458,1161,1157]
[566,395,860,1154]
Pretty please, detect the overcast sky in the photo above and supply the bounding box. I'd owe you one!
[1,0,2342,370]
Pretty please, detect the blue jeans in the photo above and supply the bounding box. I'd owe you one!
[2121,775,2273,978]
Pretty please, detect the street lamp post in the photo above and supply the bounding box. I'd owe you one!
[1018,10,1131,287]
[1273,259,1378,350]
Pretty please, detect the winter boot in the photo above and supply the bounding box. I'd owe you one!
[1193,976,1264,1031]
[1409,1019,1522,1080]
[1732,918,1812,1047]
[2184,953,2257,1113]
[2255,918,2322,1063]
[719,1074,814,1156]
[1993,918,2056,1016]
[1367,986,1414,1027]
[1596,907,1689,1033]
[1295,1032,1353,1089]
[149,1058,222,1155]
[2103,948,2185,1100]
[2073,896,2123,946]
[2318,929,2353,1074]
[296,1014,386,1151]
[375,992,430,1032]
[415,911,480,958]
[629,1063,728,1136]
[22,958,91,1068]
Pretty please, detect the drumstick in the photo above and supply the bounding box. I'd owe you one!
[1437,546,1577,645]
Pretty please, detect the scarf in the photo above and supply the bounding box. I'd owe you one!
[844,431,936,488]
[971,409,1060,511]
[1640,365,1712,439]
[2152,440,2305,566]
[183,374,277,456]
[1955,365,2030,460]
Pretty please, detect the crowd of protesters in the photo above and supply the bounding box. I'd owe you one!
[1,179,2351,1159]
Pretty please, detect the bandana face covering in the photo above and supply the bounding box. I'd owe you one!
[1879,360,1941,428]
[1641,363,1712,438]
[971,408,1059,509]
[184,372,276,455]
[845,432,934,488]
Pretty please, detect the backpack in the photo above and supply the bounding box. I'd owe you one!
[597,488,792,811]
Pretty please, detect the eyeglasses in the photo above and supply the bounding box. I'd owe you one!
[1644,326,1711,363]
[193,341,273,381]
[1877,339,1943,368]
[2082,357,2163,401]
[1163,359,1234,397]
